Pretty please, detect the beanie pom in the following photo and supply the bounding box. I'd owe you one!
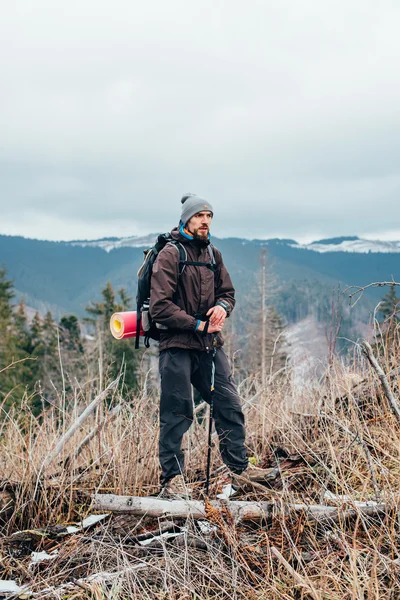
[181,193,194,205]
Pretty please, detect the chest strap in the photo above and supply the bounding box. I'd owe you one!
[180,260,216,272]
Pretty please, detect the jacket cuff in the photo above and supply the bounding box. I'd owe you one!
[216,300,230,314]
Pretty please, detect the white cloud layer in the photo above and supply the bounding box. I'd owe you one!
[0,0,399,241]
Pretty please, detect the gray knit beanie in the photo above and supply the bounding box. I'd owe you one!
[180,193,214,226]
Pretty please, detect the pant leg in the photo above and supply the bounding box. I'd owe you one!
[191,348,248,474]
[159,348,193,483]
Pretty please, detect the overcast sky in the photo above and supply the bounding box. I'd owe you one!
[1,0,399,243]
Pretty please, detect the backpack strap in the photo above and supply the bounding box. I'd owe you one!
[207,244,216,266]
[167,241,188,275]
[167,241,217,272]
[181,261,216,272]
[178,243,217,273]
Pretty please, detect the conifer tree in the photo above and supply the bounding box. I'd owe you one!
[59,315,83,353]
[42,311,58,356]
[30,312,42,347]
[14,300,32,355]
[11,299,36,388]
[0,267,14,365]
[85,282,140,392]
[0,271,35,407]
[0,267,13,322]
[379,286,399,321]
[38,311,61,399]
[376,285,400,354]
[0,268,16,397]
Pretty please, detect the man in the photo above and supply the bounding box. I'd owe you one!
[150,193,271,497]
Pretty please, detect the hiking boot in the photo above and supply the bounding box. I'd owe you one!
[159,475,193,500]
[231,464,279,489]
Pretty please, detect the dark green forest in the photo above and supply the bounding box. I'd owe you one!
[0,267,141,413]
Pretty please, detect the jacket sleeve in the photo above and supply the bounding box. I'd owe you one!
[214,250,236,316]
[149,244,198,331]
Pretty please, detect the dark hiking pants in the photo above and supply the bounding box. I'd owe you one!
[159,347,248,483]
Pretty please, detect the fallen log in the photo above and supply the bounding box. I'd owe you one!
[92,494,274,521]
[92,494,392,523]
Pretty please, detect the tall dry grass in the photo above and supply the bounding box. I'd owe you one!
[1,338,400,599]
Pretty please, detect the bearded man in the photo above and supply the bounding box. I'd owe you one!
[150,193,271,497]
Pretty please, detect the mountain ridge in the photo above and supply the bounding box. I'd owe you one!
[67,234,400,254]
[1,233,399,325]
[4,232,400,252]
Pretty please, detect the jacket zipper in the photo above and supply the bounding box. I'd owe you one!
[197,247,210,352]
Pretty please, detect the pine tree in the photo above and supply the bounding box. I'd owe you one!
[0,267,14,322]
[59,315,83,353]
[0,268,14,367]
[11,299,36,388]
[85,282,140,392]
[376,285,400,355]
[39,311,61,397]
[30,312,42,348]
[379,286,399,321]
[0,270,36,408]
[14,300,32,355]
[0,268,16,398]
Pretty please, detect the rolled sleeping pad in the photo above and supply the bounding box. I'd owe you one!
[110,311,144,340]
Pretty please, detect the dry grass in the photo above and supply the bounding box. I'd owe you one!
[1,341,400,599]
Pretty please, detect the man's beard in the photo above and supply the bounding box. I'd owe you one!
[193,227,209,240]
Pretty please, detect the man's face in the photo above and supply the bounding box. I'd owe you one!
[186,211,213,240]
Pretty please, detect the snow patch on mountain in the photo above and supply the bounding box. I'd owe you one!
[71,234,159,252]
[292,238,400,254]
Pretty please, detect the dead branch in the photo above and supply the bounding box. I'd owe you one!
[271,546,321,599]
[42,377,120,469]
[344,280,399,307]
[361,341,400,423]
[64,402,123,468]
[0,356,36,375]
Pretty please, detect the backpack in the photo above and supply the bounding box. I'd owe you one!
[135,233,216,348]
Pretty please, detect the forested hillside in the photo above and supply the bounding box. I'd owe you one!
[2,233,396,325]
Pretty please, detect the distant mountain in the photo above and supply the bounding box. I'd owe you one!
[310,236,360,245]
[294,236,400,254]
[70,233,161,252]
[1,234,398,326]
[70,233,400,255]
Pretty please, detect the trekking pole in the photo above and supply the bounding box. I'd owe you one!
[205,348,216,497]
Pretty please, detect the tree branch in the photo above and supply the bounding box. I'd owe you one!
[42,377,120,469]
[344,281,399,307]
[361,341,400,423]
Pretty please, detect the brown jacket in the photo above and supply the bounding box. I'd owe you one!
[149,227,235,352]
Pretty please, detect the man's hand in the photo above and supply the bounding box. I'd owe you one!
[196,306,227,334]
[207,305,227,327]
[197,319,223,334]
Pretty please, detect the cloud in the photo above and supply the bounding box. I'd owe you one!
[0,0,399,241]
